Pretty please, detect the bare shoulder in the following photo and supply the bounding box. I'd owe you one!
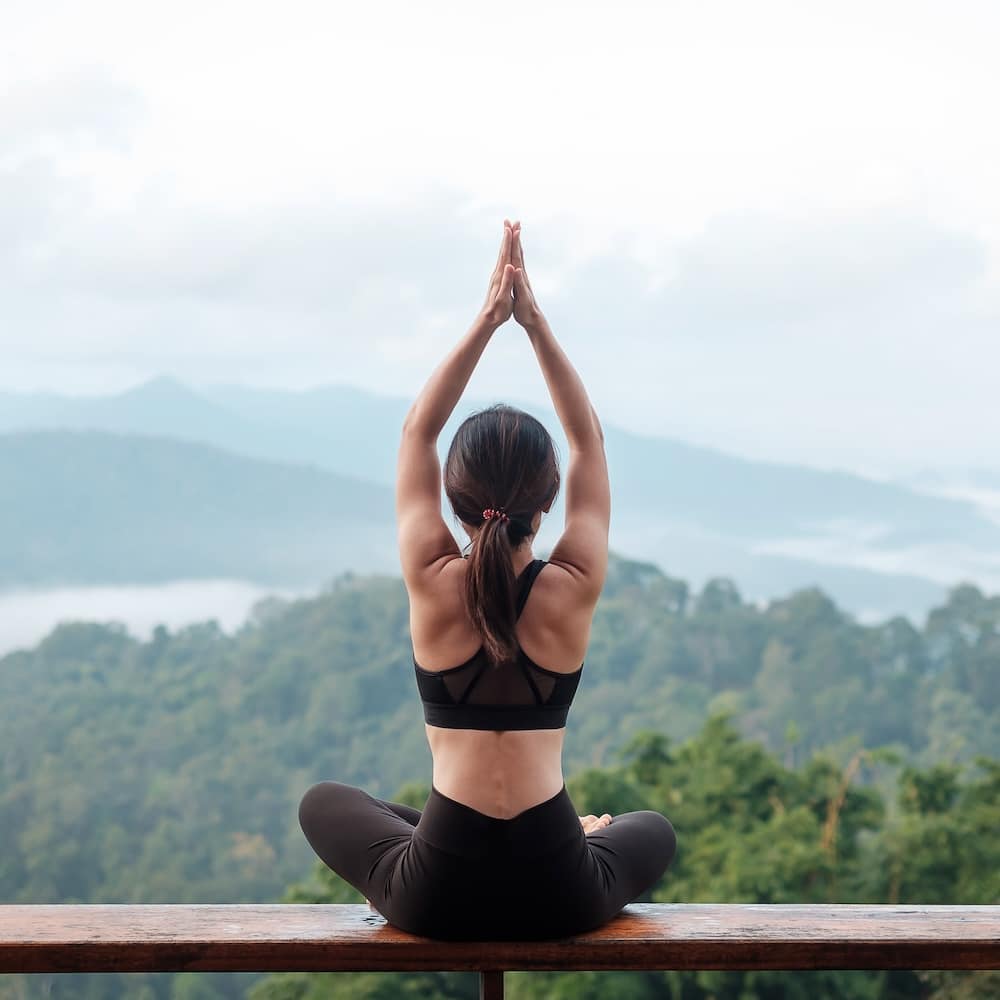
[408,553,468,602]
[532,559,603,616]
[518,559,603,671]
[407,555,469,658]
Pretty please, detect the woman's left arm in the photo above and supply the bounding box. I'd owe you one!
[396,222,517,590]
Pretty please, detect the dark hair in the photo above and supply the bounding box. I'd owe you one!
[444,404,560,667]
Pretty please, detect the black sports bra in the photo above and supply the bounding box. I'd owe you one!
[413,559,584,731]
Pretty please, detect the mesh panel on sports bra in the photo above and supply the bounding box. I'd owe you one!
[445,655,560,706]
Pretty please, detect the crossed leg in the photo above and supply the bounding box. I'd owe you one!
[298,781,424,914]
[582,809,677,918]
[298,781,677,934]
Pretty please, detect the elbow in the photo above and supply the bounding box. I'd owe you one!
[401,406,421,435]
[588,406,605,445]
[568,415,604,453]
[401,410,434,442]
[590,406,604,448]
[592,412,605,444]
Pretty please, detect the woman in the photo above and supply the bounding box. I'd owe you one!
[298,220,676,940]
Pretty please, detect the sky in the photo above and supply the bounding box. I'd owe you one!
[2,0,998,479]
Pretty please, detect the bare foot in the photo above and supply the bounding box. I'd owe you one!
[579,813,612,834]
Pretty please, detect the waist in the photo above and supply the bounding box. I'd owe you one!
[425,725,566,817]
[415,782,582,859]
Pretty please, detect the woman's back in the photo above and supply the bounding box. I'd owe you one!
[409,555,596,818]
[298,220,674,941]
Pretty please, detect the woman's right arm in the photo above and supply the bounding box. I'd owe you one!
[512,225,610,602]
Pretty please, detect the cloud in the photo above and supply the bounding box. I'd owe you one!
[556,212,991,341]
[0,60,995,474]
[663,213,988,326]
[0,70,144,268]
[0,70,143,159]
[535,211,998,474]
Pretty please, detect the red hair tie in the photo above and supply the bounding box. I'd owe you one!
[482,507,509,522]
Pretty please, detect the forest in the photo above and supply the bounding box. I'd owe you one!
[1,553,997,998]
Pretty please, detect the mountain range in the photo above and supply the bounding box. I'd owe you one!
[2,375,997,623]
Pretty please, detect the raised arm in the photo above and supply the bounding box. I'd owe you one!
[396,223,517,591]
[511,224,610,601]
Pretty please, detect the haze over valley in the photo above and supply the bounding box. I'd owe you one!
[2,375,997,654]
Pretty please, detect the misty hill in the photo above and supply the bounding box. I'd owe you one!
[0,426,946,623]
[205,379,999,542]
[0,429,396,587]
[3,377,999,620]
[0,375,400,485]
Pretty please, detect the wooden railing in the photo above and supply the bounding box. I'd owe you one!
[2,903,998,999]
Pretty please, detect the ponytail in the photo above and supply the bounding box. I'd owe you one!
[443,404,561,668]
[465,513,519,667]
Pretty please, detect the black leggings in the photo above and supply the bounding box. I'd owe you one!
[298,780,677,940]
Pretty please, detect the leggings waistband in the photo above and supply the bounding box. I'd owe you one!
[415,784,583,860]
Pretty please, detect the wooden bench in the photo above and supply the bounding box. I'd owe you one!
[2,903,997,999]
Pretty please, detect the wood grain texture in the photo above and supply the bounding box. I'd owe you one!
[0,904,996,973]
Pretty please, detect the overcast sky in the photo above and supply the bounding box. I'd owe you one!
[2,0,997,479]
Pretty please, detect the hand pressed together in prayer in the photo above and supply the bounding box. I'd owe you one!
[479,219,544,329]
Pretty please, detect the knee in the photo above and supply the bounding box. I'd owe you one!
[298,780,351,837]
[640,810,677,872]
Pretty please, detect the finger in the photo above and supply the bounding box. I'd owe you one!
[494,223,512,274]
[499,262,515,297]
[513,267,527,301]
[514,234,533,290]
[512,228,524,269]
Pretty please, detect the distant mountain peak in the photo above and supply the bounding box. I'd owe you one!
[119,374,198,400]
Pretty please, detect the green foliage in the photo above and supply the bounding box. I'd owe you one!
[247,970,479,1000]
[1,553,996,998]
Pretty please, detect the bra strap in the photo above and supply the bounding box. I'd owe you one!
[515,559,547,619]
